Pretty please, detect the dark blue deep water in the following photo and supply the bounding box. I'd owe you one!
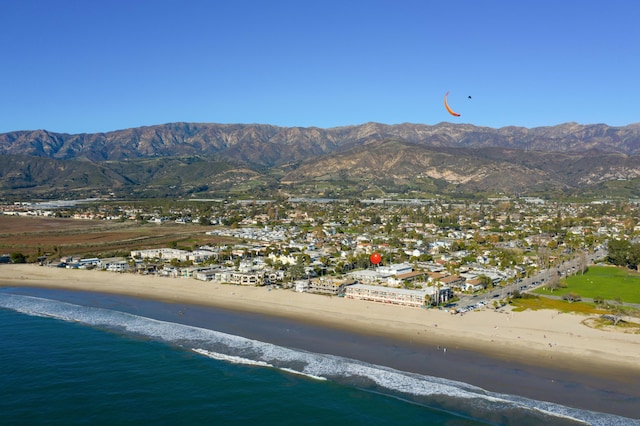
[1,291,637,425]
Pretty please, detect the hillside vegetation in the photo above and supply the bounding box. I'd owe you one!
[1,122,640,200]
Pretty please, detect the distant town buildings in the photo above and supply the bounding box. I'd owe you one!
[2,195,632,308]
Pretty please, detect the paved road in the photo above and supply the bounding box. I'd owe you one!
[452,248,615,313]
[535,293,640,310]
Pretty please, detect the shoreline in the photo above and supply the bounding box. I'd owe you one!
[2,264,639,380]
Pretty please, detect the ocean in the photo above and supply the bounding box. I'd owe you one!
[1,288,638,426]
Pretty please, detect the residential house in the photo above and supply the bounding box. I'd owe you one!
[439,274,465,291]
[231,271,264,286]
[463,278,485,292]
[294,280,310,292]
[99,257,129,272]
[308,278,355,295]
[195,268,220,281]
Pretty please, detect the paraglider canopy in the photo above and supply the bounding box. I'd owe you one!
[370,252,382,265]
[444,91,461,117]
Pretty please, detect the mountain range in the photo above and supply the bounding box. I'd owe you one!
[1,121,639,200]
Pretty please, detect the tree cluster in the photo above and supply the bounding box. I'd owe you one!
[606,239,640,270]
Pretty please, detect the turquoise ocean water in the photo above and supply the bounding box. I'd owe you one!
[1,291,638,426]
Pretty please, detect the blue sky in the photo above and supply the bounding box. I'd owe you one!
[2,0,639,134]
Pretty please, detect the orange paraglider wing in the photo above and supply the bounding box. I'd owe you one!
[444,91,461,117]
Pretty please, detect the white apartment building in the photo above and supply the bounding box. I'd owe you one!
[345,283,452,308]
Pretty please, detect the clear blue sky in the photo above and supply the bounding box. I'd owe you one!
[2,0,639,134]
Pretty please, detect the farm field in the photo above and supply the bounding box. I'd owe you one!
[0,215,234,260]
[534,265,640,304]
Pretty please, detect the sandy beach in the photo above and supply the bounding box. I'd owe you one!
[2,263,639,382]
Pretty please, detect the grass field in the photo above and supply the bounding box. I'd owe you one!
[534,265,640,304]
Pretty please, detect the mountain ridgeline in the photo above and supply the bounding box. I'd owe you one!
[1,122,640,199]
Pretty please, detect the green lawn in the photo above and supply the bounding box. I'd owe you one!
[534,265,640,304]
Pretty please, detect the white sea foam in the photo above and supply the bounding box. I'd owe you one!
[190,347,327,381]
[278,367,327,381]
[192,348,273,367]
[1,292,637,426]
